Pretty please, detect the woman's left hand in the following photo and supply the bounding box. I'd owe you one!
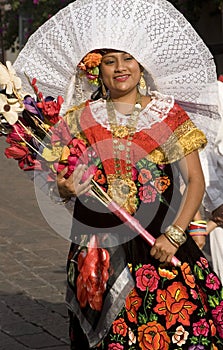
[150,234,178,264]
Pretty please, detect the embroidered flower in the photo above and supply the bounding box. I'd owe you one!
[153,281,197,328]
[125,288,142,324]
[212,301,223,338]
[112,318,128,337]
[132,166,138,181]
[136,264,160,292]
[196,257,209,269]
[209,319,217,337]
[154,176,170,193]
[181,262,196,288]
[138,168,152,184]
[108,343,124,350]
[172,325,189,346]
[192,318,209,337]
[205,272,221,290]
[138,321,170,350]
[158,267,178,280]
[188,346,205,350]
[138,185,157,203]
[93,169,106,185]
[128,328,136,346]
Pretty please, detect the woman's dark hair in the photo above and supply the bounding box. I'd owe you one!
[91,85,108,100]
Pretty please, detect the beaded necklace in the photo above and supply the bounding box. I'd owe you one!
[106,92,142,214]
[106,92,142,176]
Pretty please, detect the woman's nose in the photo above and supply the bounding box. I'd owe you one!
[114,59,126,72]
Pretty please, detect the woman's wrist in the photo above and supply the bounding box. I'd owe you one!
[49,184,72,204]
[164,224,187,248]
[187,220,208,237]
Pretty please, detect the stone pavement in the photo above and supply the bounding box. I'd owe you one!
[0,141,71,349]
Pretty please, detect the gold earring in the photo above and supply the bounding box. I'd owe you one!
[138,72,147,95]
[100,79,107,99]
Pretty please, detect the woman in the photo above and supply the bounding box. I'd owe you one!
[53,50,223,349]
[12,0,223,349]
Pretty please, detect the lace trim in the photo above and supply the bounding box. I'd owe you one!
[89,91,174,132]
[147,120,207,164]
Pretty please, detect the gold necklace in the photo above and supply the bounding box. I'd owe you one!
[106,92,142,214]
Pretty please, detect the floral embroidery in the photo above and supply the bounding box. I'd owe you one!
[158,267,178,280]
[138,321,170,350]
[192,318,209,337]
[172,325,189,346]
[181,262,196,288]
[138,185,157,203]
[136,264,160,292]
[205,273,221,290]
[112,318,128,337]
[154,176,170,193]
[138,169,152,184]
[154,281,197,328]
[125,288,142,324]
[212,301,223,338]
[108,343,124,350]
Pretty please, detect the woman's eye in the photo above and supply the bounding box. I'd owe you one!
[124,56,133,61]
[103,59,115,65]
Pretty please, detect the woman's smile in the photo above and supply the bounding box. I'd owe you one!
[114,74,130,82]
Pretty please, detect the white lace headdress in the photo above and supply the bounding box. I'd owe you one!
[13,0,221,146]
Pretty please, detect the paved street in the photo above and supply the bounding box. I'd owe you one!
[0,140,71,349]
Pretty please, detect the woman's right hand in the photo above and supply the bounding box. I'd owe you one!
[57,164,93,199]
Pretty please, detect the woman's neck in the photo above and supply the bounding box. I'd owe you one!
[109,89,138,115]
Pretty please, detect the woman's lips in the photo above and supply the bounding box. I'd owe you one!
[114,75,129,82]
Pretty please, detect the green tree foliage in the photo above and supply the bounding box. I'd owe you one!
[0,0,222,52]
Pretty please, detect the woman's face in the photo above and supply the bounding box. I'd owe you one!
[100,51,141,99]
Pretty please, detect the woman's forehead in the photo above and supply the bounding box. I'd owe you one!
[101,50,132,58]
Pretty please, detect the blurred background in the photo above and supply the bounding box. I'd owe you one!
[0,0,223,74]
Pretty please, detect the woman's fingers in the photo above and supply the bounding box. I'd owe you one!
[57,164,94,198]
[150,234,178,264]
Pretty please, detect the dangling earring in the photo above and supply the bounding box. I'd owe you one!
[100,79,107,99]
[138,72,147,95]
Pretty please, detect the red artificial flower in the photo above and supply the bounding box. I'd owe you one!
[5,143,29,160]
[5,143,42,171]
[36,95,64,124]
[6,123,31,143]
